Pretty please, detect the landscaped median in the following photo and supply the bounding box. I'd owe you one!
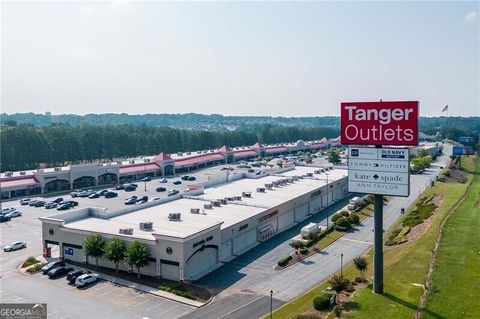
[275,199,374,270]
[265,155,477,319]
[18,256,47,274]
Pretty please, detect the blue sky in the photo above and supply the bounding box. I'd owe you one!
[2,0,479,116]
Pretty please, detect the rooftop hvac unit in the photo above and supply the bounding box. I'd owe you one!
[287,178,294,183]
[320,168,325,173]
[54,167,61,171]
[19,171,26,175]
[307,172,313,177]
[219,198,227,205]
[212,200,221,207]
[197,151,201,154]
[144,158,150,162]
[226,197,234,201]
[5,171,13,176]
[234,195,242,200]
[168,213,181,221]
[177,152,183,156]
[204,203,213,209]
[314,170,320,174]
[190,208,200,214]
[257,187,266,193]
[242,191,252,197]
[129,160,135,164]
[265,184,273,189]
[37,169,44,173]
[139,222,153,230]
[119,228,134,235]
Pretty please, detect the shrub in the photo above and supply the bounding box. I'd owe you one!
[313,293,332,311]
[333,305,343,317]
[346,282,355,292]
[355,276,363,283]
[331,213,343,223]
[329,274,350,293]
[299,247,309,255]
[290,241,306,250]
[340,210,350,217]
[159,284,196,300]
[22,257,40,268]
[334,218,351,229]
[347,214,360,224]
[26,262,46,274]
[277,255,292,267]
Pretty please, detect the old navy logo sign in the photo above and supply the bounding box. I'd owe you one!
[351,149,359,157]
[340,101,419,146]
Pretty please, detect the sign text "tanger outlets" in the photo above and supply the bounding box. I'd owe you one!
[341,101,419,146]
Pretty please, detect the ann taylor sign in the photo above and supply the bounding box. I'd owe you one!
[341,101,419,146]
[348,147,410,197]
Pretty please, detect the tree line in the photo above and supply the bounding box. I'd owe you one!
[0,123,339,172]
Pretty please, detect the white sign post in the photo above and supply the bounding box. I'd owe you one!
[347,147,410,197]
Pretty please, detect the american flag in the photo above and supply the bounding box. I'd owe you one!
[442,105,448,112]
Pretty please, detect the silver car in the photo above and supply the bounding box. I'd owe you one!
[75,273,99,287]
[3,241,27,252]
[5,210,22,218]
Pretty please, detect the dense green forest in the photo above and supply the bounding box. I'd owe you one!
[1,113,478,172]
[0,123,339,172]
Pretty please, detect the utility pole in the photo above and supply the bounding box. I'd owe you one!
[373,147,384,293]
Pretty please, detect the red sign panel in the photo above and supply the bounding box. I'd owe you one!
[340,101,419,146]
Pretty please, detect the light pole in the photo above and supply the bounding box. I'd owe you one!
[270,290,273,319]
[340,253,344,276]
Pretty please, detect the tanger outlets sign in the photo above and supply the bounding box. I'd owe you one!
[341,101,419,146]
[348,147,410,197]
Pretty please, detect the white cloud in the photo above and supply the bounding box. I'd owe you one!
[79,5,100,18]
[108,0,130,14]
[465,11,478,23]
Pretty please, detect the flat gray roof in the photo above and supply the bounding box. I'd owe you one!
[59,167,347,240]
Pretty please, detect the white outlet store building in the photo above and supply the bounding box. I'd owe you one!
[40,166,348,282]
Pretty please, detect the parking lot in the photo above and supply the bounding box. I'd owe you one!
[0,163,260,319]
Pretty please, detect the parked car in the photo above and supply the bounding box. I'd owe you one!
[44,202,58,209]
[3,241,27,252]
[41,261,66,274]
[124,196,137,205]
[1,207,17,215]
[159,178,168,183]
[75,273,99,287]
[142,176,151,182]
[124,185,136,192]
[66,270,90,284]
[53,197,64,204]
[248,169,255,173]
[96,189,108,196]
[104,191,118,198]
[20,198,33,205]
[0,215,11,223]
[48,266,74,279]
[188,176,196,181]
[136,196,148,204]
[168,189,179,197]
[78,191,90,198]
[33,201,45,207]
[156,187,166,192]
[181,175,189,181]
[64,201,79,207]
[88,193,100,199]
[5,211,22,218]
[56,203,70,211]
[28,200,39,207]
[173,180,182,185]
[70,191,79,197]
[151,197,161,201]
[115,184,125,190]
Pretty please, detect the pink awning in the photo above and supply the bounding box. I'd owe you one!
[233,150,258,158]
[0,177,39,189]
[175,153,225,167]
[265,146,288,154]
[119,163,160,175]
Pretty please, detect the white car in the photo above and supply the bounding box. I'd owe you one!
[20,198,33,205]
[1,207,17,215]
[3,241,27,252]
[159,178,168,183]
[5,211,22,218]
[75,273,99,287]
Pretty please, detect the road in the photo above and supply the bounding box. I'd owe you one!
[180,146,451,319]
